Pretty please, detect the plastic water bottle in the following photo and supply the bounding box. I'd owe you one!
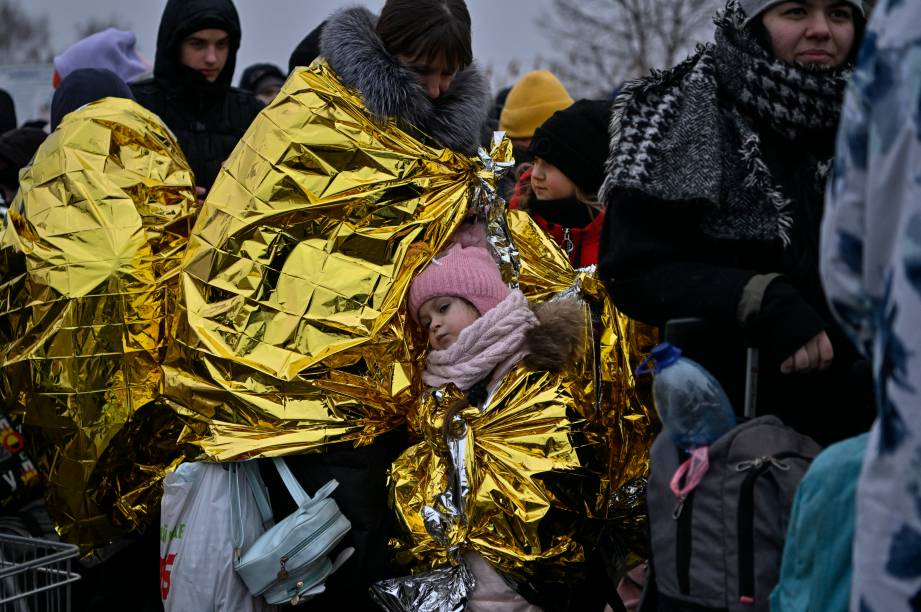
[637,343,736,449]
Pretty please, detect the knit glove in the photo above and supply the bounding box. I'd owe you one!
[747,276,828,362]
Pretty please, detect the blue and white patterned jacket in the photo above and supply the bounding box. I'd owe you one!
[820,0,921,609]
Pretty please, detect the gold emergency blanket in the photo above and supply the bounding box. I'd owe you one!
[391,369,588,583]
[387,210,657,584]
[163,61,507,459]
[513,209,658,571]
[160,57,655,582]
[509,210,658,516]
[0,98,197,555]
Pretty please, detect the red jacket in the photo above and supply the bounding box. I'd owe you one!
[509,168,605,268]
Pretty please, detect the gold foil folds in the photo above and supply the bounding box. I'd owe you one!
[0,98,197,555]
[163,62,509,459]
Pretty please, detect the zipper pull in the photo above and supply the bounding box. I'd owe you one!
[278,555,289,579]
[563,228,574,256]
[673,496,686,519]
[291,581,305,605]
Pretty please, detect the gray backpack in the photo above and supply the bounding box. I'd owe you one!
[647,416,821,611]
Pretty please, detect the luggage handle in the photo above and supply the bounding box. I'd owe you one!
[230,463,268,555]
[743,346,758,419]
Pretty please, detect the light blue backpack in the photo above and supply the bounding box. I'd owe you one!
[231,459,354,606]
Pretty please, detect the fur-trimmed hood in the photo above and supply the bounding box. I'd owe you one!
[320,6,490,155]
[523,298,585,372]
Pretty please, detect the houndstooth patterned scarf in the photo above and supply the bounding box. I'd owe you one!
[601,0,850,245]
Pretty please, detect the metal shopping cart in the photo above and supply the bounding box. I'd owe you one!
[0,534,79,612]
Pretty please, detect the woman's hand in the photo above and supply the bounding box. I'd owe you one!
[780,331,834,374]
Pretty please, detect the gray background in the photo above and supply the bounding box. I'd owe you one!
[22,0,553,91]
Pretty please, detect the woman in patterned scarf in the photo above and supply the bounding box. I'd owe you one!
[598,0,873,446]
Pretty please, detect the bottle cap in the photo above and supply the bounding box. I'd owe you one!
[636,342,683,376]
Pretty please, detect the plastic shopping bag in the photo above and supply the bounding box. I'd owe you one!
[160,462,274,612]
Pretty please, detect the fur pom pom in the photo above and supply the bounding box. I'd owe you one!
[523,299,585,372]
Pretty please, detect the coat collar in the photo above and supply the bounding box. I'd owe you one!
[320,6,490,155]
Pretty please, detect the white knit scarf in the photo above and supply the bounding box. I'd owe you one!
[423,290,538,392]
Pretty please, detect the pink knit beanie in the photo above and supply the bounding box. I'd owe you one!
[409,244,510,321]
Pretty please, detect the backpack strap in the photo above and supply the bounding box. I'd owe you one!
[240,461,274,529]
[331,547,355,572]
[272,457,339,507]
[231,461,276,556]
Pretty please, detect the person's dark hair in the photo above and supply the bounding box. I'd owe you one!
[376,0,473,71]
[747,8,867,66]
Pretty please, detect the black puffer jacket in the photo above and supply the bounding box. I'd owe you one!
[130,0,262,190]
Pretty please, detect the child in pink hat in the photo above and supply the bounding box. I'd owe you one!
[406,240,586,611]
[408,235,587,402]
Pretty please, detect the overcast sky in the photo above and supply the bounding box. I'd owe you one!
[23,0,553,92]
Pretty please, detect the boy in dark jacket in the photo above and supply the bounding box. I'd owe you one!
[131,0,263,194]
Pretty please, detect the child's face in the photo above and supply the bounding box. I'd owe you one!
[417,296,480,350]
[530,157,576,200]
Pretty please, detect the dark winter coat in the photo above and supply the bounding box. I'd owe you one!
[598,3,876,446]
[130,0,263,190]
[288,21,325,74]
[0,128,47,194]
[600,119,874,446]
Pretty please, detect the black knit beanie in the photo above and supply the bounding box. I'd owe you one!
[0,89,16,135]
[528,99,612,196]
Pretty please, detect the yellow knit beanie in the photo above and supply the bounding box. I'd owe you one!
[499,70,574,140]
